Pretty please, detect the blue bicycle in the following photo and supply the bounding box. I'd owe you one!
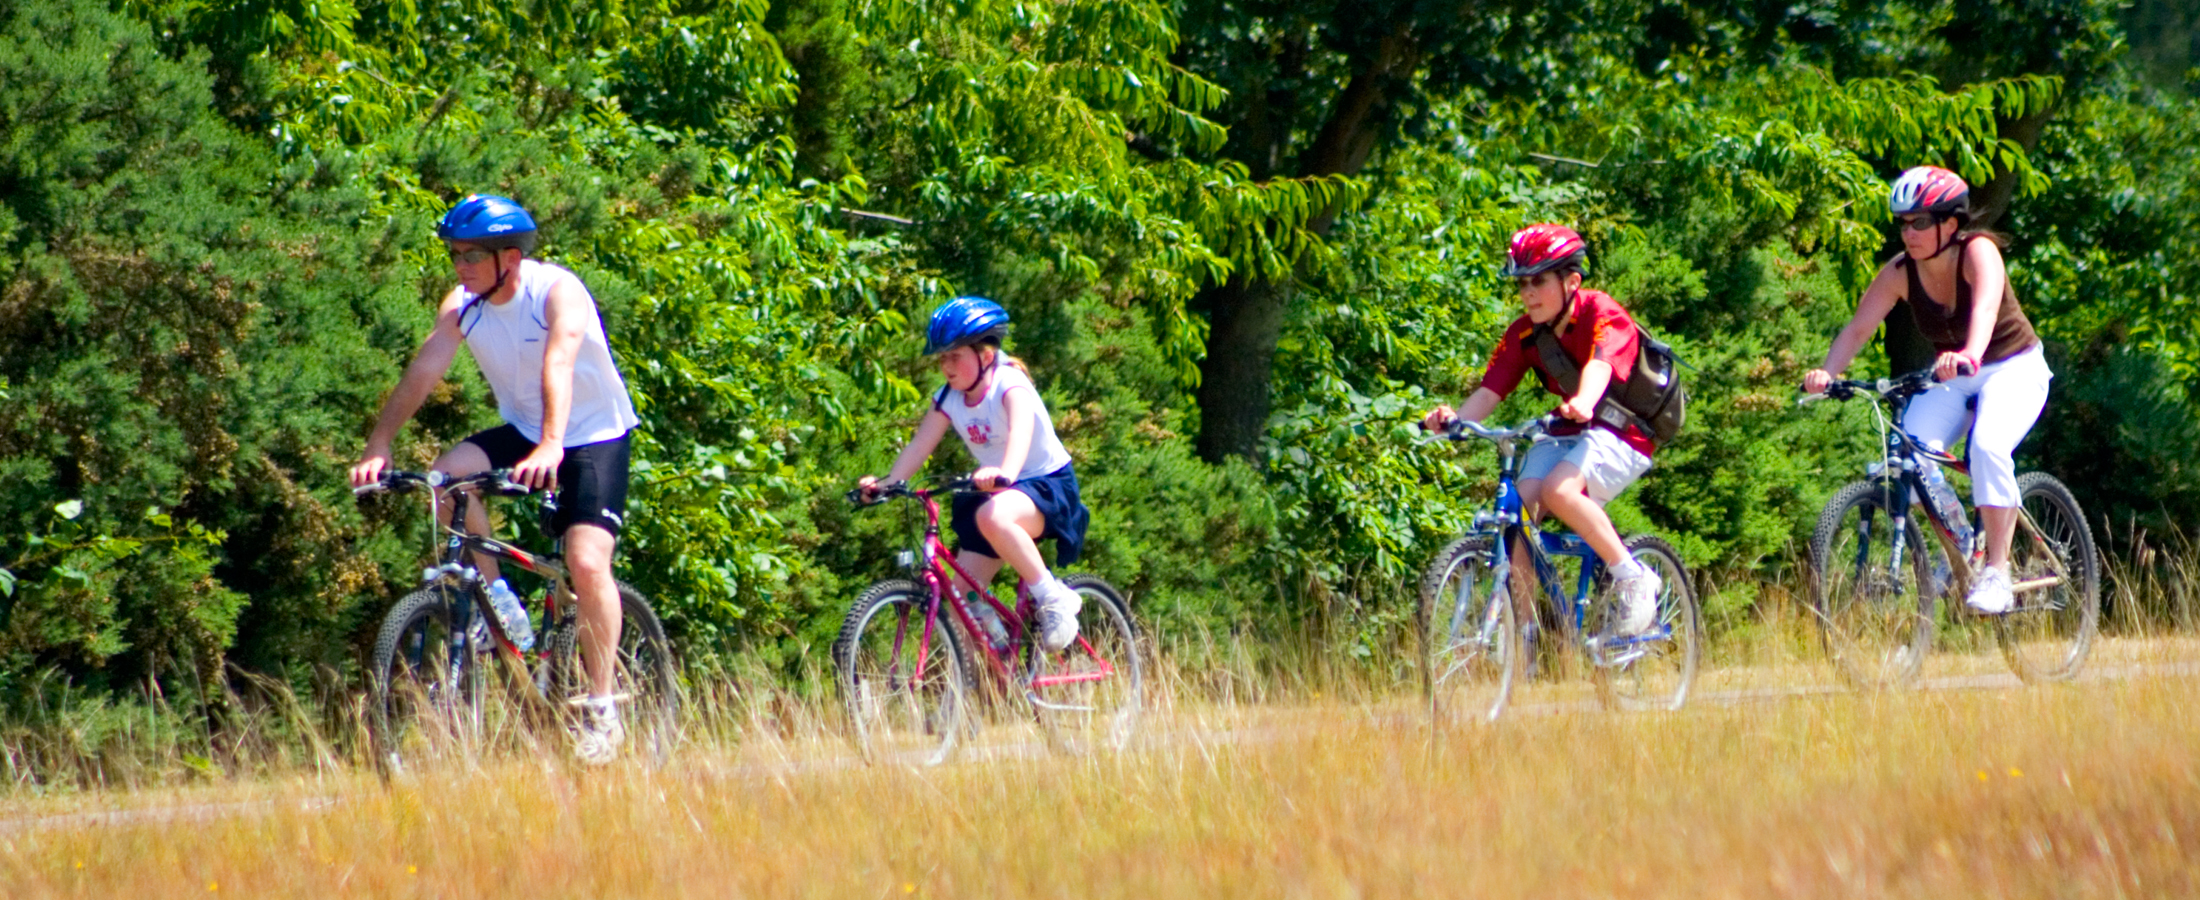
[1419,417,1702,721]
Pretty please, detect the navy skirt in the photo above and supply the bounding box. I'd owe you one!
[950,463,1090,566]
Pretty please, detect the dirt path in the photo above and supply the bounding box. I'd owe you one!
[4,636,2194,834]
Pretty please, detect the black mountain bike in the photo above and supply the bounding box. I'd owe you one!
[1800,370,2100,689]
[355,469,680,773]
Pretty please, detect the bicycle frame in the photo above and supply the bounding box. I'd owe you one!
[869,483,1118,706]
[384,471,577,660]
[1444,421,1673,661]
[1851,393,2072,609]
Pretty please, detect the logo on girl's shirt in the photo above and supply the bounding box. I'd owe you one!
[966,422,994,446]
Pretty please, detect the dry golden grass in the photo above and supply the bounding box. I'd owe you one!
[2,636,2196,899]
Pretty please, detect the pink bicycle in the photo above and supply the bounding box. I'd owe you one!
[835,477,1142,764]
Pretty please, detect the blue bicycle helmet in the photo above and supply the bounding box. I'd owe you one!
[437,194,538,254]
[924,296,1011,355]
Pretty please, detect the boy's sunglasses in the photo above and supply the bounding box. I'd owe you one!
[1899,214,1943,232]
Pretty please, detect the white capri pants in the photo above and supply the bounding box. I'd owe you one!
[1901,343,2052,509]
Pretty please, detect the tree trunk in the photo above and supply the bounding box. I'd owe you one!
[1193,22,1421,463]
[1195,277,1292,462]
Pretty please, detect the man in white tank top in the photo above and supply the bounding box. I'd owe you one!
[349,195,639,764]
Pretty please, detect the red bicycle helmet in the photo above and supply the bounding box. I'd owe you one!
[1889,166,1969,219]
[1502,224,1588,278]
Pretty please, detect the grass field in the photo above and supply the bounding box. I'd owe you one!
[1,637,2195,899]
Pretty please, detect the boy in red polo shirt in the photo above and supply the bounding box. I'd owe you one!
[1421,224,1662,634]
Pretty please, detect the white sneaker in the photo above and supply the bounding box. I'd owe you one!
[1033,578,1083,652]
[1966,565,2016,615]
[573,698,624,766]
[1612,565,1662,636]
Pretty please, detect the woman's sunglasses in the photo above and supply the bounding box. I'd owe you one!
[1900,214,1943,232]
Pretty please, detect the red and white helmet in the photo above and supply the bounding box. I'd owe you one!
[1502,223,1588,278]
[1889,166,1970,218]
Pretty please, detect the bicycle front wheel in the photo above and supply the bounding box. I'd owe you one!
[1417,535,1519,723]
[369,584,483,776]
[1590,534,1701,711]
[1809,480,1936,690]
[1996,472,2102,683]
[540,581,683,767]
[834,580,969,766]
[1028,574,1143,755]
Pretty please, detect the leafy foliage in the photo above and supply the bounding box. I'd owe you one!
[0,0,2192,723]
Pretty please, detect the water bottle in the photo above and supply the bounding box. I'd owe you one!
[967,593,1011,654]
[1917,463,1974,547]
[486,578,535,651]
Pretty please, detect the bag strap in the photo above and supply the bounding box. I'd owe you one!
[1537,321,1660,440]
[1531,323,1581,396]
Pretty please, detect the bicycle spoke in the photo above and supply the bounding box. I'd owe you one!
[837,581,966,766]
[1810,481,1934,690]
[1996,473,2101,683]
[1030,575,1142,754]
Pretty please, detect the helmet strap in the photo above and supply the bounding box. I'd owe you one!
[487,253,516,300]
[1921,216,1960,261]
[952,345,996,397]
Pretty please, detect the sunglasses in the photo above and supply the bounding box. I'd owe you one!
[1899,214,1943,232]
[446,247,498,265]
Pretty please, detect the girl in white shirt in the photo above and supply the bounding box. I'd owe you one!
[858,297,1091,651]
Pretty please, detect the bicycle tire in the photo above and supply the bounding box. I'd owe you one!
[368,583,482,777]
[1589,534,1701,711]
[539,581,683,767]
[1028,574,1143,755]
[1809,480,1936,690]
[834,579,969,766]
[1417,535,1519,723]
[1995,472,2102,683]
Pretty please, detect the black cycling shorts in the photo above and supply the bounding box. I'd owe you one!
[462,424,633,537]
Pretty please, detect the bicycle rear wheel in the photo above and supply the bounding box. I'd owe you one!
[1028,574,1143,755]
[1590,534,1701,711]
[1809,480,1936,690]
[369,583,483,776]
[1417,535,1519,723]
[540,581,683,766]
[1996,472,2102,683]
[834,580,969,766]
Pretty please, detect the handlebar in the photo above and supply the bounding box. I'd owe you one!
[1796,365,1962,407]
[1417,415,1556,444]
[352,469,535,497]
[846,476,996,508]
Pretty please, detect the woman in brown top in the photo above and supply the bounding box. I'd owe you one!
[1802,166,2052,615]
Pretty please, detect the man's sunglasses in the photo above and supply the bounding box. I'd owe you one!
[447,247,500,265]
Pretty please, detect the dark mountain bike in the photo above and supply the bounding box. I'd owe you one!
[836,477,1142,765]
[1800,369,2100,689]
[354,469,680,774]
[1418,417,1701,721]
